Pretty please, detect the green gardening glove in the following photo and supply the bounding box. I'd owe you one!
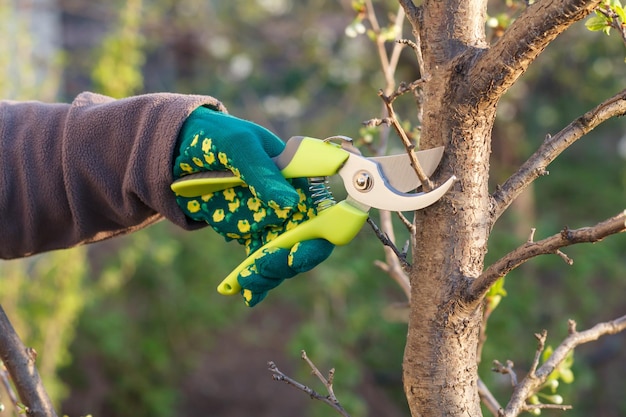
[173,106,334,306]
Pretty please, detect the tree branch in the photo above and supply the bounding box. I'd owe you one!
[378,89,433,190]
[492,89,626,221]
[469,0,601,105]
[268,351,351,417]
[467,210,626,303]
[478,377,502,416]
[501,315,626,417]
[1,361,19,408]
[398,0,420,28]
[0,306,57,417]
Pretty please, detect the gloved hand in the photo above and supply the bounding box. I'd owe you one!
[173,106,334,306]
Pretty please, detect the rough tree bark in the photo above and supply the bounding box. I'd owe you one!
[397,0,605,415]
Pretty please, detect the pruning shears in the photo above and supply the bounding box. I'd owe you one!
[171,136,455,296]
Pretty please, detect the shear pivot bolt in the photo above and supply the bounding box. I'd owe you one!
[353,170,374,192]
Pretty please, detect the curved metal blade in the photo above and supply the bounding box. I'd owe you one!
[370,147,444,192]
[339,154,455,212]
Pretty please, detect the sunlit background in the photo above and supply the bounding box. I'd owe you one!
[1,1,625,416]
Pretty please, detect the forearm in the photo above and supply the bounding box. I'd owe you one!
[0,92,225,259]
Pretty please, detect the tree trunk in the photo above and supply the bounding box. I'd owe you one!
[400,0,602,414]
[402,0,495,415]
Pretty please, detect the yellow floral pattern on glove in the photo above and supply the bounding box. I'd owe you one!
[173,132,318,255]
[172,107,334,307]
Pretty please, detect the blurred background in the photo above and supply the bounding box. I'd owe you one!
[0,0,624,416]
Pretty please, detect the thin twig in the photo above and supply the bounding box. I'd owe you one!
[378,90,433,191]
[478,377,502,416]
[492,360,518,386]
[396,211,415,234]
[367,217,411,268]
[529,330,548,377]
[468,210,626,303]
[492,89,626,221]
[268,352,351,417]
[300,350,338,400]
[521,403,573,413]
[1,361,19,407]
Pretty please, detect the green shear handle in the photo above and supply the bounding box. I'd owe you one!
[217,201,368,295]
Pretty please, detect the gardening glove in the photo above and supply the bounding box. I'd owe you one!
[173,106,334,306]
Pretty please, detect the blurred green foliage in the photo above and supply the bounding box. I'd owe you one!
[0,250,88,405]
[0,1,624,417]
[91,0,145,97]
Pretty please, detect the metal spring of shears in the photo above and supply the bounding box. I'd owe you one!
[308,177,336,211]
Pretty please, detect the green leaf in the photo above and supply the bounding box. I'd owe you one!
[559,367,575,384]
[351,0,366,12]
[585,15,610,31]
[487,276,508,297]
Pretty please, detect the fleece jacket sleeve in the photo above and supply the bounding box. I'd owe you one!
[0,92,226,259]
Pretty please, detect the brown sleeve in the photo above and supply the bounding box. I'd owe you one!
[0,92,226,259]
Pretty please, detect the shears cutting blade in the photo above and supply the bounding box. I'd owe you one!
[171,136,455,296]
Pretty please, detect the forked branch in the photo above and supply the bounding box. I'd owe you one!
[467,210,626,303]
[268,350,351,417]
[500,316,626,416]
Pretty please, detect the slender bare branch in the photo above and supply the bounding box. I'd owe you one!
[0,306,57,417]
[469,0,601,105]
[467,210,626,303]
[372,210,411,299]
[268,351,351,417]
[492,89,626,221]
[520,403,573,414]
[478,377,502,416]
[1,361,19,408]
[367,218,411,269]
[501,315,626,417]
[378,90,433,190]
